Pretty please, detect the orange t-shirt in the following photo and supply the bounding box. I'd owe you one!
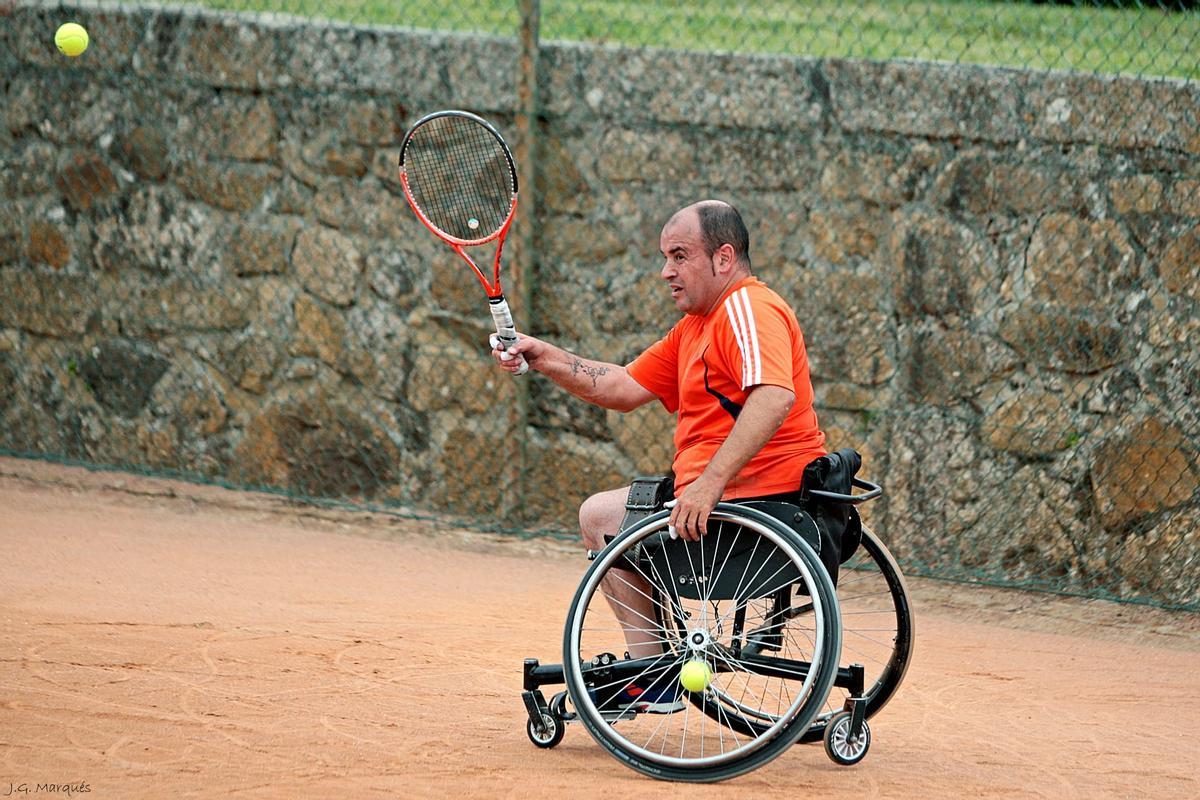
[627,276,826,499]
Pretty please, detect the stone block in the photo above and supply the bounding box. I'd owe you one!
[1168,179,1200,217]
[115,125,171,182]
[596,128,697,185]
[105,278,254,335]
[225,217,302,276]
[343,300,411,402]
[932,152,1085,217]
[902,325,1016,405]
[540,215,628,263]
[889,209,997,319]
[4,140,59,197]
[809,206,883,264]
[0,270,95,336]
[175,161,279,213]
[407,320,516,415]
[816,382,894,413]
[1029,73,1200,154]
[538,134,594,215]
[1024,213,1135,308]
[171,14,279,89]
[289,293,350,370]
[1109,174,1163,215]
[1091,417,1198,530]
[424,422,514,512]
[56,153,119,213]
[1117,506,1200,607]
[565,45,824,130]
[78,339,171,418]
[182,95,278,162]
[791,269,895,386]
[971,465,1086,582]
[348,98,400,146]
[149,357,228,438]
[92,187,218,275]
[981,392,1077,456]
[819,150,906,207]
[827,60,1024,143]
[313,180,412,238]
[1158,224,1200,301]
[999,305,1125,374]
[298,132,369,179]
[293,226,362,306]
[522,429,632,527]
[223,330,282,395]
[233,390,403,499]
[26,221,70,269]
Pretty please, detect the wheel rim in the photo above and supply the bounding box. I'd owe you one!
[828,716,868,761]
[530,714,557,744]
[566,510,837,770]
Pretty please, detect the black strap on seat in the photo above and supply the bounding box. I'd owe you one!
[619,475,674,534]
[799,448,866,582]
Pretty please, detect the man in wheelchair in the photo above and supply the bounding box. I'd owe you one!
[492,199,852,715]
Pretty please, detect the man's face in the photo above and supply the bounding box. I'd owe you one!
[659,212,719,316]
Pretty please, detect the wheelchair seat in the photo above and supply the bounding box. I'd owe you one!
[617,448,879,586]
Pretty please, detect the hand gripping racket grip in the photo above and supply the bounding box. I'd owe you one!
[489,297,529,376]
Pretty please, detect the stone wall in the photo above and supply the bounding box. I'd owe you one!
[2,2,1198,606]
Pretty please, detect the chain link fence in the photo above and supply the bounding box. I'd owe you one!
[2,1,1198,609]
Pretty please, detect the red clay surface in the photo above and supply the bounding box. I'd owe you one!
[2,456,1198,798]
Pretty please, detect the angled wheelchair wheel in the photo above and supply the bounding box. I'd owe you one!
[693,523,913,744]
[562,504,842,782]
[803,524,913,742]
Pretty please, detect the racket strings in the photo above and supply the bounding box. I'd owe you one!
[404,116,515,242]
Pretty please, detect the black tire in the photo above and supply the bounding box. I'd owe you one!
[527,711,565,749]
[822,710,870,765]
[562,505,842,782]
[694,525,913,744]
[803,525,913,742]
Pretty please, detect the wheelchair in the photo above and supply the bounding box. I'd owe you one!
[519,450,915,782]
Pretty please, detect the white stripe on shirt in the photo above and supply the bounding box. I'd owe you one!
[724,288,762,388]
[739,288,762,386]
[724,296,750,387]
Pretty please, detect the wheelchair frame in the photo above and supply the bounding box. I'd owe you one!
[519,476,913,782]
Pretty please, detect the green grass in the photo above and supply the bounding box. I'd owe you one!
[160,1,1199,79]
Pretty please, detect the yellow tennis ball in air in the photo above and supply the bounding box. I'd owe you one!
[55,22,89,57]
[679,659,713,693]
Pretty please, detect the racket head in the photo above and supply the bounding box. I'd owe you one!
[399,110,518,247]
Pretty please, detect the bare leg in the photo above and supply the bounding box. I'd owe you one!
[579,487,665,659]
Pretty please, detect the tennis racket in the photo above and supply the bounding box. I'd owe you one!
[398,110,528,375]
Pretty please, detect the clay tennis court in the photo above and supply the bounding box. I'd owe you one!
[2,456,1198,798]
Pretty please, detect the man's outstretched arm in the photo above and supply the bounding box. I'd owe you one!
[491,333,656,412]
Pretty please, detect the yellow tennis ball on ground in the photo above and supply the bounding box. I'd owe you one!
[55,22,89,57]
[679,659,713,693]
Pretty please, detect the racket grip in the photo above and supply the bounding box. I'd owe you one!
[489,297,529,376]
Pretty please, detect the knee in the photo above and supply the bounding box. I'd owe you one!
[579,491,620,551]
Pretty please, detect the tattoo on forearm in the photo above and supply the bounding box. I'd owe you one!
[568,356,610,388]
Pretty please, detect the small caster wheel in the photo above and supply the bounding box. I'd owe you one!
[527,712,565,749]
[823,710,870,765]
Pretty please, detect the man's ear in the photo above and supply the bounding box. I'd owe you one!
[714,242,736,273]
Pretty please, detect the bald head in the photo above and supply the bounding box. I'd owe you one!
[669,201,751,271]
